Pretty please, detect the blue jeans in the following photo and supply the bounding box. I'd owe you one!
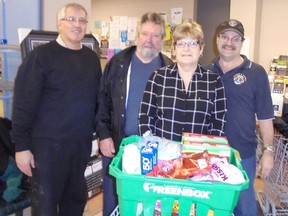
[102,156,117,216]
[233,156,257,216]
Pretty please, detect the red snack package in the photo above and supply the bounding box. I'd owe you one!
[149,150,211,179]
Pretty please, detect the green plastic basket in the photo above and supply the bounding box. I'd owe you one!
[109,136,249,216]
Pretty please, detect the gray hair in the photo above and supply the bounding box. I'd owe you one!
[57,2,88,21]
[139,12,166,38]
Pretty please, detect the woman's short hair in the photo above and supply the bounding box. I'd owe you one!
[173,21,205,47]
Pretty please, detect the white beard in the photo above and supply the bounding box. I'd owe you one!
[138,48,158,59]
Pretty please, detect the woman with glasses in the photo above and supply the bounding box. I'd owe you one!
[139,21,227,141]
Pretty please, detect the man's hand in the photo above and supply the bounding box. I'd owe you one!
[15,150,35,177]
[258,151,274,179]
[99,138,115,158]
[257,120,274,179]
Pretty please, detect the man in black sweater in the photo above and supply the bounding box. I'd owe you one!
[11,3,102,215]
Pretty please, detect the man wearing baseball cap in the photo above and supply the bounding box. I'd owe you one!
[206,19,274,216]
[217,19,245,39]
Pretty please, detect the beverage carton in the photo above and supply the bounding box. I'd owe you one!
[140,146,154,175]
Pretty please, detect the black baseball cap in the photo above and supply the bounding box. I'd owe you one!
[217,19,245,39]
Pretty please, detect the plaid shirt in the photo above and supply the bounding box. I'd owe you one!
[139,63,227,141]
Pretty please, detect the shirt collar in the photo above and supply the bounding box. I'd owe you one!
[172,63,204,77]
[56,35,67,47]
[213,54,251,72]
[56,35,83,48]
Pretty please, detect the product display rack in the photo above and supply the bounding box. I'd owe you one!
[0,44,21,119]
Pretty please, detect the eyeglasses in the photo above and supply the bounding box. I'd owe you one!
[61,17,88,25]
[218,34,242,43]
[176,40,199,48]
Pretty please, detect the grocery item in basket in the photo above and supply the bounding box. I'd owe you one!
[191,157,245,184]
[140,145,154,175]
[210,158,245,184]
[182,141,230,149]
[158,138,182,160]
[136,202,143,216]
[147,141,159,167]
[182,142,231,160]
[149,150,211,179]
[181,133,231,161]
[139,134,182,176]
[171,200,196,216]
[138,131,160,170]
[172,200,179,216]
[182,132,229,144]
[138,131,162,151]
[153,199,161,216]
[122,143,141,174]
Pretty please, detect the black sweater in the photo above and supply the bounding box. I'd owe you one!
[12,41,102,152]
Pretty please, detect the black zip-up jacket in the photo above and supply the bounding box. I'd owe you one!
[96,46,172,152]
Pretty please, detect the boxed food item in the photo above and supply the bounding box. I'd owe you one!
[181,132,229,145]
[181,133,231,160]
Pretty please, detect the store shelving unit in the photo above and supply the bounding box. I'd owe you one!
[0,44,21,119]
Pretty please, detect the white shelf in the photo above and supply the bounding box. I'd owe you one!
[0,44,20,52]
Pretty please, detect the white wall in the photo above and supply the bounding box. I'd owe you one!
[90,0,195,26]
[259,0,288,70]
[42,0,91,33]
[230,0,288,71]
[41,0,288,72]
[230,0,260,61]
